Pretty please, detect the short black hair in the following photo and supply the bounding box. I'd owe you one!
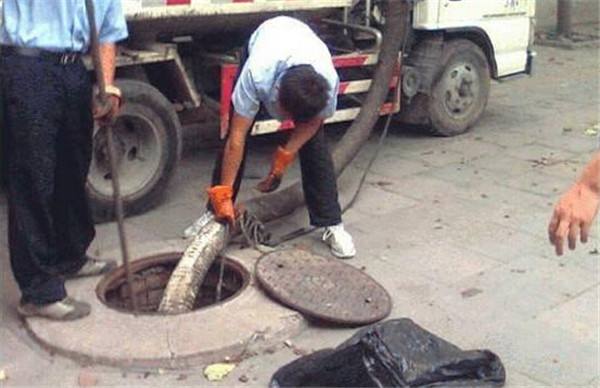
[279,65,330,124]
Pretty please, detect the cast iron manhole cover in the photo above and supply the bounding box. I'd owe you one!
[256,249,391,325]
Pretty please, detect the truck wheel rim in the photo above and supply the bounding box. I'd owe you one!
[442,62,480,119]
[89,110,163,200]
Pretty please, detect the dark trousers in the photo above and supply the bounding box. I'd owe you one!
[211,127,343,227]
[1,53,95,304]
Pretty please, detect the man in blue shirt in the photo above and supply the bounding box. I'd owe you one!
[0,0,128,320]
[207,17,356,258]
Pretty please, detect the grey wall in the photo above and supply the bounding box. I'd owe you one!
[536,0,600,32]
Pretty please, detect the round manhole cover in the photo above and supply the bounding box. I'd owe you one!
[255,249,391,325]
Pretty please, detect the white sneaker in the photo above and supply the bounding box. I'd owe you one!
[18,297,91,321]
[183,211,215,239]
[322,223,356,259]
[69,256,116,278]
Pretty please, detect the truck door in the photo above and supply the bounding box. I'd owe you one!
[439,0,529,22]
[438,0,532,77]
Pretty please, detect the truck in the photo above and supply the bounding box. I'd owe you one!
[0,0,537,220]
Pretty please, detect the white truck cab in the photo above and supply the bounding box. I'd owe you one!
[414,0,535,77]
[395,0,536,135]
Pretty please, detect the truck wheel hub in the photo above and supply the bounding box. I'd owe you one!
[443,63,479,117]
[89,111,163,199]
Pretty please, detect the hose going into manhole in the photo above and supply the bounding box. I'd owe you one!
[159,0,412,314]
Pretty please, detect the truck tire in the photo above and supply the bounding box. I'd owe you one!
[87,79,182,223]
[428,39,490,136]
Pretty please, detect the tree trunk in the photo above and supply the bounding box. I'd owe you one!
[557,0,573,38]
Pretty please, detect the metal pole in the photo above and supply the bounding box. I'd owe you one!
[85,0,138,314]
[215,259,225,303]
[557,0,573,38]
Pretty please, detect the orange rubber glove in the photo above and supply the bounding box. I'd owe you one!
[207,185,235,226]
[257,146,296,193]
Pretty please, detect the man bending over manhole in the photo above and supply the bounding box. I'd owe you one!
[204,16,356,258]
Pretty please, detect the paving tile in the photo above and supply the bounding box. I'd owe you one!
[422,162,511,188]
[473,130,539,149]
[536,232,600,274]
[349,203,460,248]
[486,318,599,386]
[536,132,598,154]
[349,184,418,216]
[428,255,598,324]
[504,143,578,164]
[368,128,449,153]
[128,202,207,241]
[435,138,507,162]
[481,203,554,241]
[483,103,540,130]
[499,170,575,198]
[443,223,547,264]
[337,163,374,204]
[160,151,215,207]
[398,148,467,168]
[467,152,546,177]
[456,178,551,210]
[531,156,592,180]
[376,174,470,203]
[0,327,63,385]
[393,197,550,262]
[505,371,551,387]
[352,151,432,180]
[384,240,503,287]
[535,286,599,342]
[87,221,167,260]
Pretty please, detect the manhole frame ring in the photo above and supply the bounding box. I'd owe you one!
[96,251,251,316]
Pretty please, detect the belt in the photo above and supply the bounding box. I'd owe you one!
[0,46,82,65]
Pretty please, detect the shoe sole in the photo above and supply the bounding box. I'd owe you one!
[69,261,117,279]
[331,249,356,259]
[323,236,356,259]
[17,304,91,321]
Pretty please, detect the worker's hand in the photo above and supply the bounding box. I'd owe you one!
[207,185,236,227]
[93,94,121,126]
[256,146,295,193]
[257,173,283,193]
[548,182,600,256]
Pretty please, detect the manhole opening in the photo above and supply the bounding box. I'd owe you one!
[96,252,249,315]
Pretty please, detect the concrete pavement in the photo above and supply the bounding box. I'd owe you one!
[0,44,598,386]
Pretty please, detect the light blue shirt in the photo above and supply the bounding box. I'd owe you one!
[0,0,128,52]
[232,16,339,121]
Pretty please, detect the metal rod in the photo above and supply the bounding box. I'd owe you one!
[215,259,225,303]
[85,0,138,314]
[343,7,350,34]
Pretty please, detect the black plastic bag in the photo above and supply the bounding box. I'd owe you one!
[271,318,505,387]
